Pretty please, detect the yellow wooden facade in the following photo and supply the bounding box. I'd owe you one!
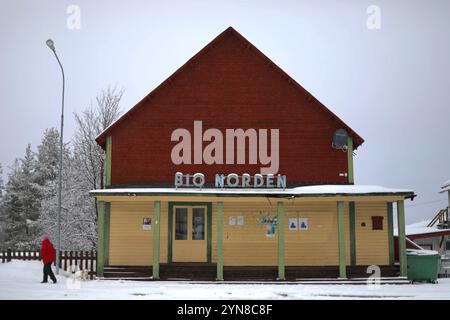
[106,197,391,267]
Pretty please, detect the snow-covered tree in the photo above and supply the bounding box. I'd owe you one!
[2,86,123,251]
[73,85,123,190]
[63,86,123,249]
[35,128,60,186]
[2,145,41,249]
[0,162,6,245]
[32,128,71,247]
[38,151,97,250]
[36,86,123,250]
[2,129,68,249]
[0,162,4,198]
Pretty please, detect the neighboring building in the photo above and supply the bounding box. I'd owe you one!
[90,27,414,281]
[394,180,450,276]
[394,217,450,255]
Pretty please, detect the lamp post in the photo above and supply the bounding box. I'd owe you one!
[46,39,64,274]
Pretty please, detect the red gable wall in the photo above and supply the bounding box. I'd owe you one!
[101,28,363,187]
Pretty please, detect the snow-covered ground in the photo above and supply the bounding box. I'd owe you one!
[1,261,450,300]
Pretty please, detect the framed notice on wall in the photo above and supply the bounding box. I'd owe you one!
[289,218,298,230]
[299,218,308,230]
[142,217,152,230]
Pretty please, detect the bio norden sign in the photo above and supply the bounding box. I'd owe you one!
[174,172,287,189]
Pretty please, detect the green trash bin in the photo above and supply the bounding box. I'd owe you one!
[406,249,440,283]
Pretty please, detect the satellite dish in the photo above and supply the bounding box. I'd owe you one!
[332,129,348,150]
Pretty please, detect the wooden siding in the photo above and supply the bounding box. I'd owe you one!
[355,202,389,265]
[109,202,168,266]
[213,201,351,266]
[108,199,389,267]
[220,202,278,266]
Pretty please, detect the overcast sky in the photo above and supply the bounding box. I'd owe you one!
[1,0,449,224]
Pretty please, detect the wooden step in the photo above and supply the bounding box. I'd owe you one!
[103,265,402,282]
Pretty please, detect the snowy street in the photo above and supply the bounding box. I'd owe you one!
[1,261,450,300]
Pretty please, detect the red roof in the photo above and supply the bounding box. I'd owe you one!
[96,27,364,149]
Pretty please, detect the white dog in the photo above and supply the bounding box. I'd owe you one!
[73,269,89,281]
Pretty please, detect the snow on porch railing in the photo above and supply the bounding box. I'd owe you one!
[0,249,97,280]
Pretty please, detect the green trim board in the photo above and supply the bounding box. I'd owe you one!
[97,201,105,277]
[207,205,212,263]
[167,201,213,263]
[104,202,111,266]
[387,202,395,266]
[277,202,285,280]
[168,203,173,263]
[216,202,224,281]
[349,201,356,266]
[347,136,354,184]
[337,201,346,278]
[153,201,161,279]
[397,200,407,277]
[105,135,112,187]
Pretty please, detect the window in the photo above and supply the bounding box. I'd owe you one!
[175,208,188,240]
[372,216,384,230]
[192,208,205,240]
[446,240,450,251]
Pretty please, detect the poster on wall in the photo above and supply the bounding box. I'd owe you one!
[299,218,308,230]
[237,215,244,226]
[265,223,276,238]
[229,216,237,225]
[257,212,277,237]
[142,217,152,230]
[289,218,298,230]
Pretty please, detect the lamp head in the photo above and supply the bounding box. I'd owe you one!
[46,39,55,51]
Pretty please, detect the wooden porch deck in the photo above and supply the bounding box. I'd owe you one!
[103,263,406,283]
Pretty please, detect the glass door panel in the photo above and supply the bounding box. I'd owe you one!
[192,208,205,240]
[175,208,188,240]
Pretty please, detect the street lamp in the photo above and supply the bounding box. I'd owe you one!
[46,38,64,275]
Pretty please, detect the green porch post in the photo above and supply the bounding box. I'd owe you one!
[349,202,356,266]
[216,202,224,281]
[104,202,111,266]
[397,200,407,277]
[97,201,105,277]
[387,202,395,266]
[337,201,346,278]
[153,201,161,279]
[277,202,285,280]
[347,136,354,184]
[105,135,112,187]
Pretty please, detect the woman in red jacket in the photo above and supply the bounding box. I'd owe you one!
[40,234,57,283]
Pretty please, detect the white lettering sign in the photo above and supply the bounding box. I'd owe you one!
[174,172,287,189]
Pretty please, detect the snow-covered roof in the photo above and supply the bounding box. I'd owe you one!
[440,179,450,193]
[90,184,414,197]
[394,219,450,237]
[406,249,439,256]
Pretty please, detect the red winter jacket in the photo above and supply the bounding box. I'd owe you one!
[40,239,55,265]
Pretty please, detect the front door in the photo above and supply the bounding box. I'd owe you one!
[172,206,207,262]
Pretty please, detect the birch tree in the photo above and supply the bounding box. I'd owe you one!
[73,85,123,191]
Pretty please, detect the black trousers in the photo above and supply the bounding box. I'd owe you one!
[43,263,57,283]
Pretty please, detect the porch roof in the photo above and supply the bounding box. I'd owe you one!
[90,184,414,198]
